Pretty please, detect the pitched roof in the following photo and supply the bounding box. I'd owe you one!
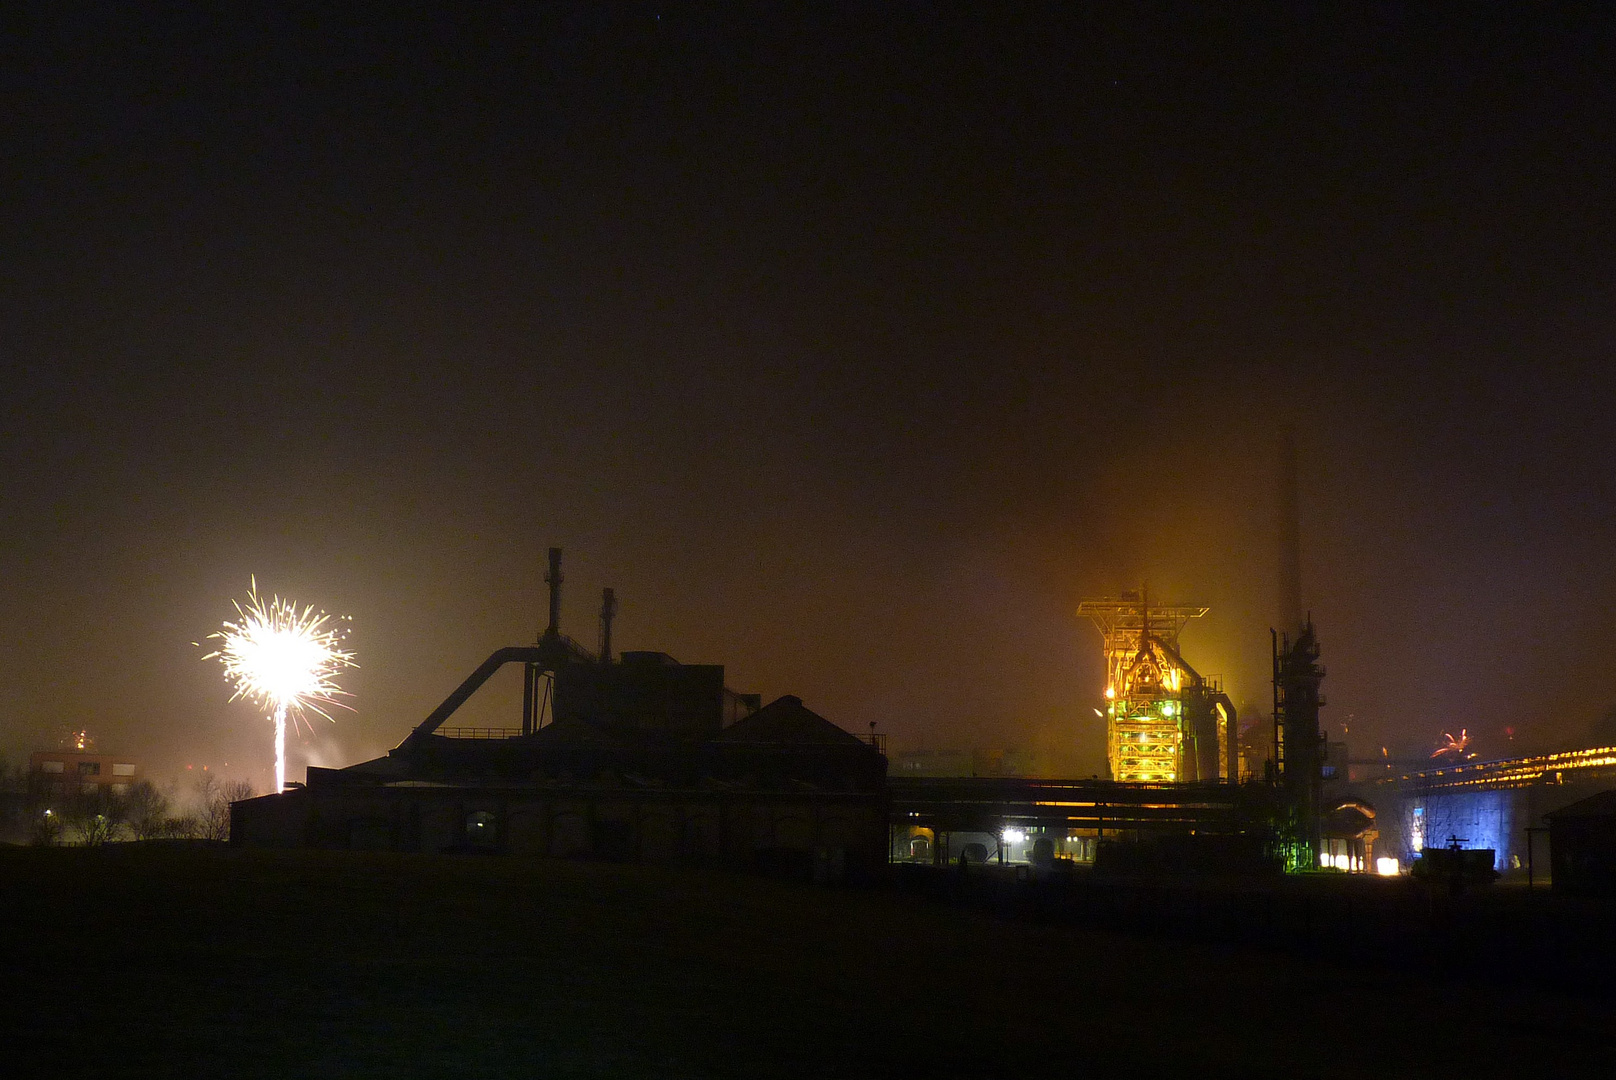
[1546,788,1616,820]
[709,695,871,748]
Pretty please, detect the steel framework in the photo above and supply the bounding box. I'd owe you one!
[1079,591,1213,783]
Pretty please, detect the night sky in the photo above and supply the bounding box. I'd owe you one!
[6,4,1616,788]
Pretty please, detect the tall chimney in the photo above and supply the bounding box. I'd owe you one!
[1278,428,1303,635]
[599,587,617,663]
[544,547,563,638]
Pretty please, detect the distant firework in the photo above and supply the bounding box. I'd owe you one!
[202,579,356,794]
[1431,729,1470,759]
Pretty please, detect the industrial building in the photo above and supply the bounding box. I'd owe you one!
[1078,591,1237,784]
[885,584,1354,876]
[885,589,1309,873]
[1372,743,1616,876]
[231,501,1368,879]
[1546,789,1616,897]
[888,775,1263,870]
[229,441,1359,877]
[231,550,889,879]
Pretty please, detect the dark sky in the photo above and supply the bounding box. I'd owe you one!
[6,3,1616,788]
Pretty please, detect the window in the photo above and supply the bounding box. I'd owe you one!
[111,783,128,795]
[77,761,100,776]
[40,760,65,774]
[112,763,136,777]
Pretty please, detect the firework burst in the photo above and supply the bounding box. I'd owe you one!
[203,578,357,793]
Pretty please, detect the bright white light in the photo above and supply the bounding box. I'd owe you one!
[1002,829,1025,843]
[204,579,356,794]
[1376,857,1400,876]
[1332,853,1351,871]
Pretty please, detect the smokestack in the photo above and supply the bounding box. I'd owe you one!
[599,587,617,663]
[545,547,563,638]
[1278,428,1303,635]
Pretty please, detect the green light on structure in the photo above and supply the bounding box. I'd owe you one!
[1159,701,1177,717]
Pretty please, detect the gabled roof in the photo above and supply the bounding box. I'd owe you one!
[1546,788,1616,820]
[524,717,637,752]
[709,695,870,748]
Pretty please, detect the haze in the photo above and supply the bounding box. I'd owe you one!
[5,6,1616,788]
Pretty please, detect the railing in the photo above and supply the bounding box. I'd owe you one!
[860,732,888,755]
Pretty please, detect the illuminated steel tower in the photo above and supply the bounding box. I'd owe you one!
[1079,590,1236,783]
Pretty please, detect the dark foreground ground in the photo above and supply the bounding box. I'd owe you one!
[2,846,1614,1079]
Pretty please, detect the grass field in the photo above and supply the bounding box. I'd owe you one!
[2,844,1613,1079]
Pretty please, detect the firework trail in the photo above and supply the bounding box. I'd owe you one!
[203,579,356,793]
[1431,728,1470,759]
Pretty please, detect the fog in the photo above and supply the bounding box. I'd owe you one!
[6,7,1616,788]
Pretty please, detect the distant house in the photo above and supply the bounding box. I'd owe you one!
[28,751,139,800]
[1547,789,1616,897]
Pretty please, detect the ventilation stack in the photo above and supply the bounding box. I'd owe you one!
[1278,427,1304,636]
[1271,431,1326,868]
[545,546,564,639]
[600,587,617,664]
[522,546,567,735]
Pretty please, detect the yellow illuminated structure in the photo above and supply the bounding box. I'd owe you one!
[1079,590,1235,783]
[1384,743,1616,792]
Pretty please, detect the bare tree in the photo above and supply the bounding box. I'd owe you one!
[221,779,255,802]
[195,776,256,841]
[195,775,228,840]
[0,755,27,844]
[123,781,171,841]
[62,788,122,846]
[32,807,63,846]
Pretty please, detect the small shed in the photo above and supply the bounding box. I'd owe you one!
[1546,788,1616,897]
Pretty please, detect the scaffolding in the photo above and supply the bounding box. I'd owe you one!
[1078,590,1219,783]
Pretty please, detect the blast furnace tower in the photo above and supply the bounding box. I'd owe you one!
[1079,590,1237,783]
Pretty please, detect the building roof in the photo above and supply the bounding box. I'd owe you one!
[710,695,870,748]
[1546,788,1616,821]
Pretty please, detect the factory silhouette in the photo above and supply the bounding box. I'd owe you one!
[234,549,889,879]
[233,457,1616,895]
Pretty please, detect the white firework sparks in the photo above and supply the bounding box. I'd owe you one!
[203,578,356,794]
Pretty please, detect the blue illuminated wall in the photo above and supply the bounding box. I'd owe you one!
[1374,780,1616,874]
[1388,789,1523,871]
